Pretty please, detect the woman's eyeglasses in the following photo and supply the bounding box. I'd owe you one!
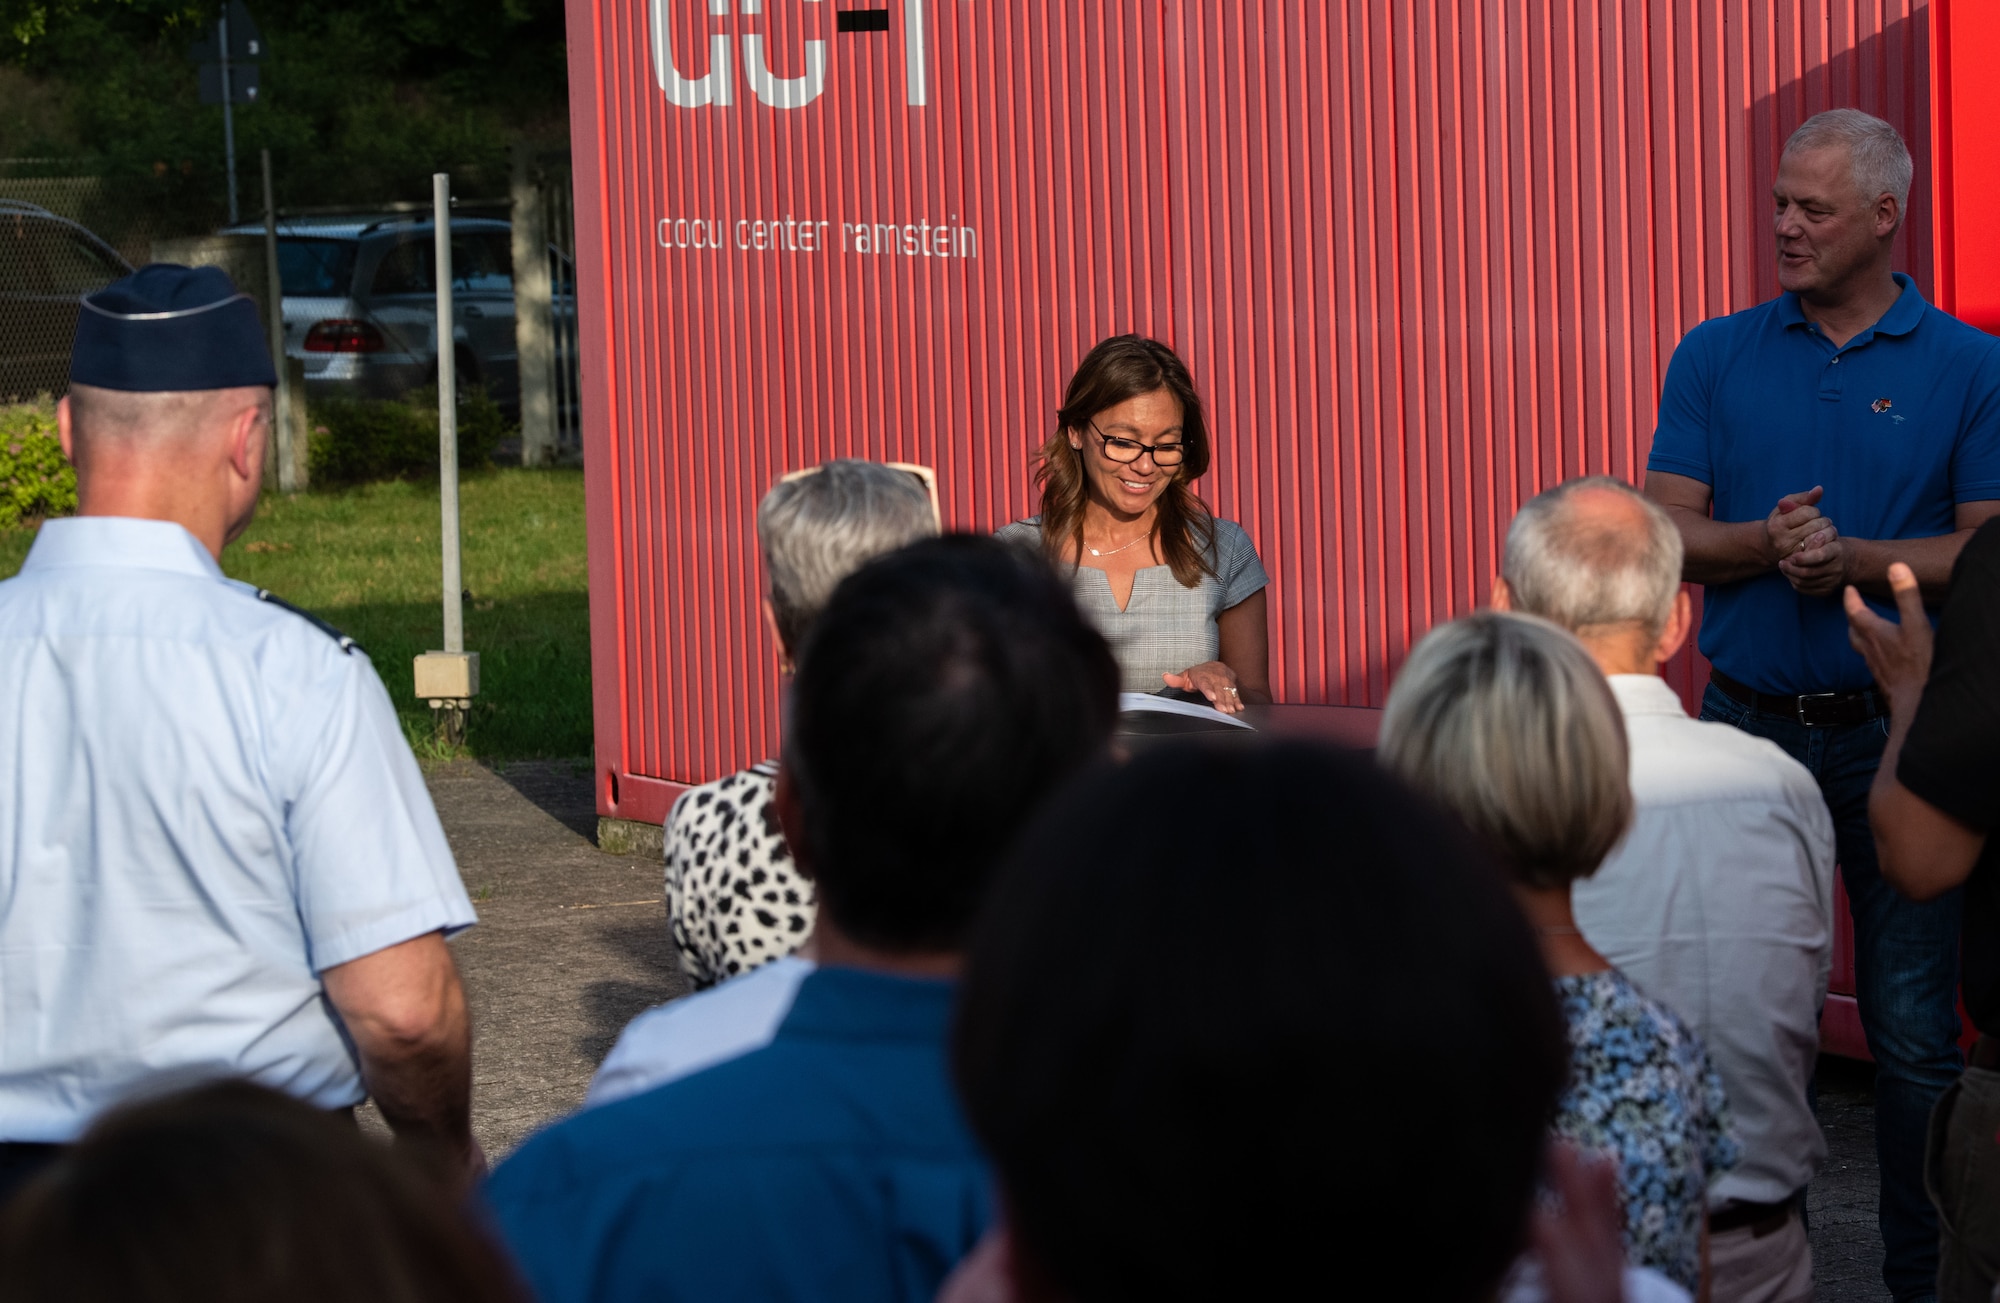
[1090,423,1186,467]
[775,461,942,531]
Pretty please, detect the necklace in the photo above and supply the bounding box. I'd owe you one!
[1087,533,1149,558]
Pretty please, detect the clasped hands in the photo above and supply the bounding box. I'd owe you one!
[1765,485,1850,597]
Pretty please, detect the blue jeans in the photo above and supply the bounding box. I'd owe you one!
[1703,683,1964,1302]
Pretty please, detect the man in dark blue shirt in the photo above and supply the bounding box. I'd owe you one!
[1646,109,2000,1303]
[482,536,1120,1303]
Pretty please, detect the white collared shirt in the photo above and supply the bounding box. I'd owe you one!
[1573,674,1836,1206]
[585,955,813,1108]
[0,518,476,1141]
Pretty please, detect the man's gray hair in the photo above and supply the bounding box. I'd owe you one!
[1501,476,1683,640]
[757,459,939,655]
[1783,108,1912,211]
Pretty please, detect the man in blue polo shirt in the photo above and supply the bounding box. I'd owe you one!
[1646,109,2000,1302]
[482,536,1120,1302]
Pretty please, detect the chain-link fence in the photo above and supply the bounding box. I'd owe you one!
[0,160,225,403]
[512,150,580,461]
[1,154,581,467]
[545,167,581,454]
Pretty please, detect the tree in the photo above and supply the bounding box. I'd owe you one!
[3,0,569,211]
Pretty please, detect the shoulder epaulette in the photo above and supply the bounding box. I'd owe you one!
[255,589,363,656]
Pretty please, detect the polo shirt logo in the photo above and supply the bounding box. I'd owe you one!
[1872,397,1893,413]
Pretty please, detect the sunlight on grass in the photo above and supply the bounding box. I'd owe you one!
[0,470,591,759]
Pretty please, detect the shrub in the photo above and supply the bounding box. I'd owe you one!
[0,400,78,530]
[308,385,508,485]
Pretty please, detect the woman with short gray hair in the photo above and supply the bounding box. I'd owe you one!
[664,460,939,988]
[1380,612,1737,1298]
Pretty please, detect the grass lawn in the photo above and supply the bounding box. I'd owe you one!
[0,469,591,760]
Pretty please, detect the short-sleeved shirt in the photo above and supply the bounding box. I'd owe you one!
[1647,274,2000,694]
[485,967,992,1303]
[0,517,476,1142]
[662,760,814,989]
[585,954,811,1108]
[995,515,1269,692]
[1552,969,1739,1294]
[1897,517,2000,1034]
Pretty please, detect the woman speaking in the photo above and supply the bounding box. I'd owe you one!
[997,335,1270,713]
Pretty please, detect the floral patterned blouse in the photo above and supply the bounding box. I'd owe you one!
[1552,969,1739,1294]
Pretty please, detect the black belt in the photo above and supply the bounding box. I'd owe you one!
[1708,1195,1797,1237]
[1711,668,1887,728]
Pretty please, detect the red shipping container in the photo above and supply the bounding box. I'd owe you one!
[567,1,1968,1049]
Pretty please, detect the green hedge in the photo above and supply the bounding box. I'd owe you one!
[0,401,78,530]
[309,386,509,486]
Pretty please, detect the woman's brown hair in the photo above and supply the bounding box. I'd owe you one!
[1034,335,1217,588]
[0,1080,531,1303]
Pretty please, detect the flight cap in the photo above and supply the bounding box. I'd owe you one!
[69,263,279,392]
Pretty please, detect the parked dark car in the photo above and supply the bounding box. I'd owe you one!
[0,201,133,401]
[220,214,575,412]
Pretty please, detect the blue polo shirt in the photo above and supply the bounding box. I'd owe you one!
[482,967,992,1303]
[1648,274,2000,694]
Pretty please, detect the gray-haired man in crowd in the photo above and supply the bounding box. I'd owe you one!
[1495,475,1836,1303]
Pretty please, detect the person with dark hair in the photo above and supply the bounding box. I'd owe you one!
[484,534,1120,1303]
[585,459,940,1109]
[996,333,1269,713]
[947,741,1679,1303]
[0,1080,529,1303]
[657,458,940,993]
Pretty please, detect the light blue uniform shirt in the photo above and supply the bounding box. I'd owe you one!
[0,517,476,1141]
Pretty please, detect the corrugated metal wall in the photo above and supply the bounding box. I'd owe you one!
[1932,0,2000,330]
[569,0,1934,822]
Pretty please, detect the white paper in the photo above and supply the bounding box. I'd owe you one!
[1117,691,1254,730]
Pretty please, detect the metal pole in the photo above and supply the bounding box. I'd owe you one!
[434,173,463,656]
[260,149,295,492]
[219,8,238,225]
[550,180,572,448]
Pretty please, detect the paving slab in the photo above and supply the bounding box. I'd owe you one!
[420,759,688,1159]
[1812,1055,1889,1301]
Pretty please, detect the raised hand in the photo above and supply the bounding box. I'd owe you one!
[1844,562,1930,712]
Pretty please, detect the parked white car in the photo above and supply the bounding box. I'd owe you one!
[220,213,574,413]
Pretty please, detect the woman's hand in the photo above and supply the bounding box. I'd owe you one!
[1162,661,1244,714]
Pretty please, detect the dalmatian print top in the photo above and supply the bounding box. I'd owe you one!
[663,760,816,989]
